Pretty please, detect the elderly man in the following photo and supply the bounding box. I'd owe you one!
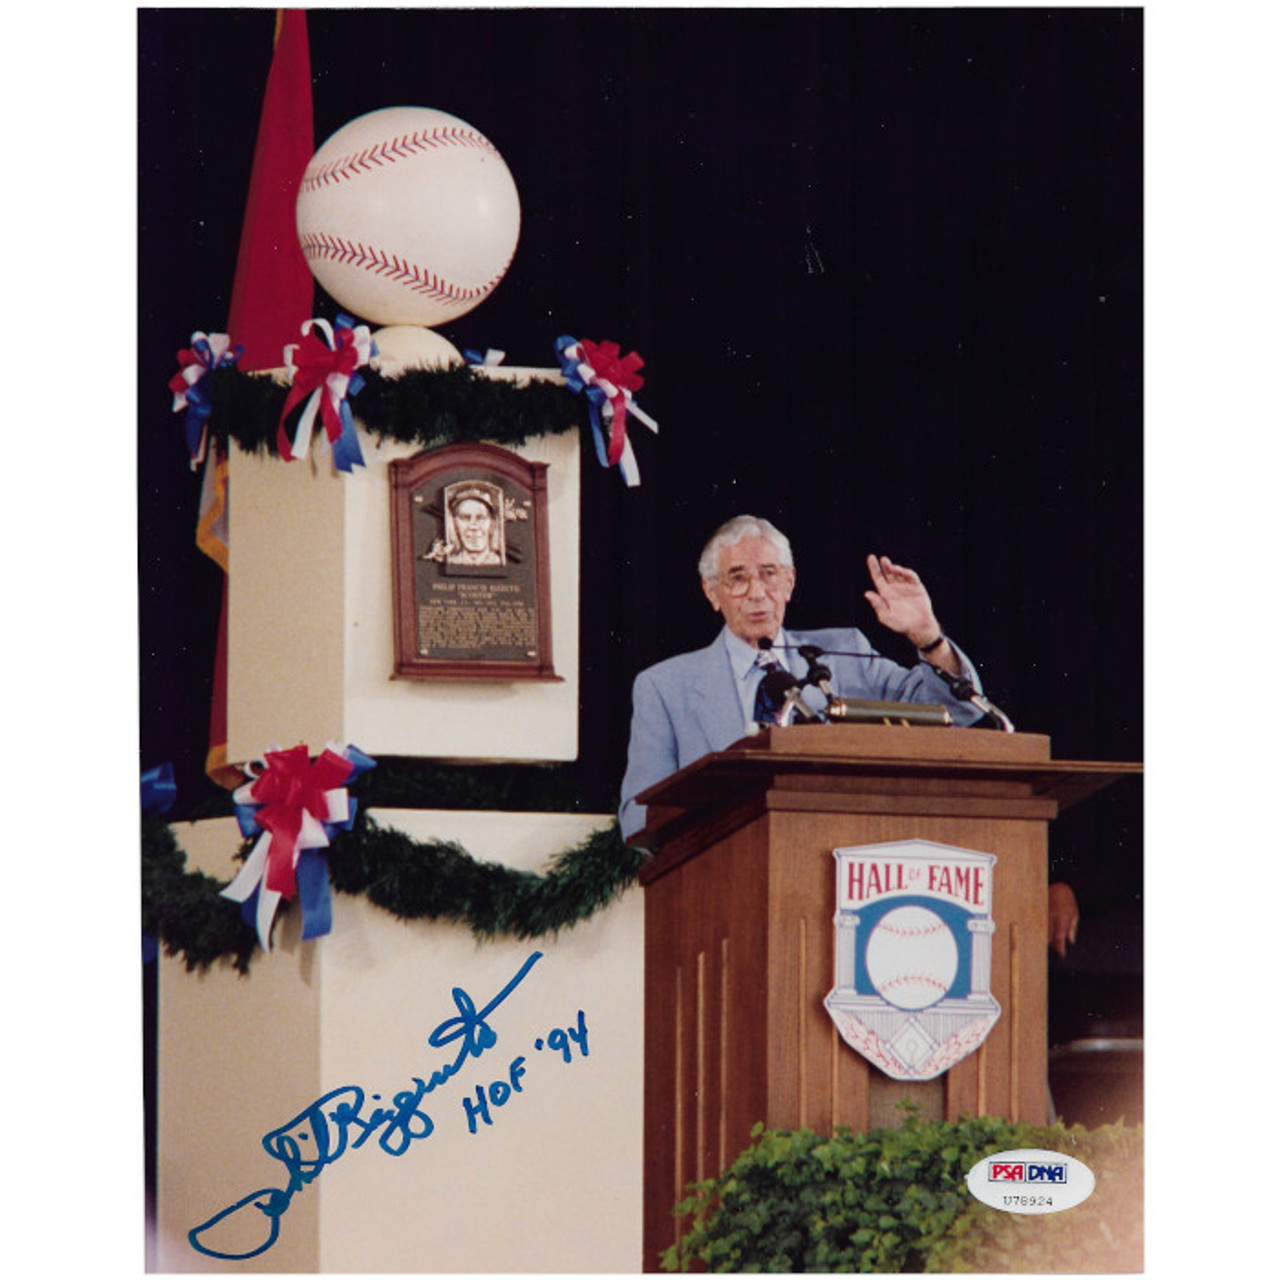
[618,514,988,840]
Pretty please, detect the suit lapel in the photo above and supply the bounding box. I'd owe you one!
[688,632,746,751]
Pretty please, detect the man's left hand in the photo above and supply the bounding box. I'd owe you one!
[864,555,942,648]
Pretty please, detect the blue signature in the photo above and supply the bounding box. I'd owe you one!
[188,951,543,1261]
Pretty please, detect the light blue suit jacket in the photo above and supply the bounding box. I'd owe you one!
[618,625,985,838]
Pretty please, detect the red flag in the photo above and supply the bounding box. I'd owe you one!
[226,9,316,370]
[205,9,315,787]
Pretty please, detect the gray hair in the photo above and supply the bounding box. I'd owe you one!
[698,515,794,583]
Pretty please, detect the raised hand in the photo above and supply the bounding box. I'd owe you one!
[863,554,941,649]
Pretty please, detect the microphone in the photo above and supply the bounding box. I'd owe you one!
[754,638,812,727]
[797,644,836,699]
[924,663,1016,733]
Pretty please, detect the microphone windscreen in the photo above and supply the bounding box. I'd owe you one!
[761,668,798,697]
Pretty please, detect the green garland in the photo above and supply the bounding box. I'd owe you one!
[206,361,582,458]
[143,807,645,975]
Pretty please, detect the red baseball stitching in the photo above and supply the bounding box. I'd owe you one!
[879,973,948,990]
[301,127,498,193]
[877,922,946,938]
[299,232,511,307]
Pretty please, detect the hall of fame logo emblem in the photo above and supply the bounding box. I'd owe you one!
[823,840,1001,1081]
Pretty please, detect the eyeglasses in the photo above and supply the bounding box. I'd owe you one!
[718,565,791,596]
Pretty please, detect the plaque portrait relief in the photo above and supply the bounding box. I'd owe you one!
[438,481,507,569]
[390,442,560,681]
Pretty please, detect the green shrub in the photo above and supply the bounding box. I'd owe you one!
[662,1108,1142,1273]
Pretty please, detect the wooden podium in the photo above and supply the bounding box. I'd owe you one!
[632,724,1139,1270]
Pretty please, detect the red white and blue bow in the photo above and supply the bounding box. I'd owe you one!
[555,335,658,487]
[169,332,243,468]
[140,762,177,816]
[221,742,375,951]
[278,316,376,473]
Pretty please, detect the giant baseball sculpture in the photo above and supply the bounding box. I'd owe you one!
[296,106,521,328]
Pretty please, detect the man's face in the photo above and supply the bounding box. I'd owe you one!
[702,534,795,644]
[454,499,493,552]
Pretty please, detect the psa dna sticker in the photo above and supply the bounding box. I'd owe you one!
[966,1149,1095,1214]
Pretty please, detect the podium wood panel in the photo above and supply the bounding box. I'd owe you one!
[636,726,1138,1270]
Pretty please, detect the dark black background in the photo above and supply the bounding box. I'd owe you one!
[138,8,1142,982]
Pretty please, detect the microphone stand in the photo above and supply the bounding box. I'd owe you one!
[925,664,1016,733]
[778,684,823,726]
[754,638,802,728]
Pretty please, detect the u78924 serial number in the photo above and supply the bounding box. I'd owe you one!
[1002,1194,1054,1208]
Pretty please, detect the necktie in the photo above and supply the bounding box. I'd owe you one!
[752,649,792,726]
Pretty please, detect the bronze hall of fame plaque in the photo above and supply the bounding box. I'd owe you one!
[389,442,560,681]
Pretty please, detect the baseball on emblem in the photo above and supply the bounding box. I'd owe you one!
[296,106,521,328]
[865,905,959,1010]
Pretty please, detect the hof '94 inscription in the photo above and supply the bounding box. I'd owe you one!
[390,443,559,681]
